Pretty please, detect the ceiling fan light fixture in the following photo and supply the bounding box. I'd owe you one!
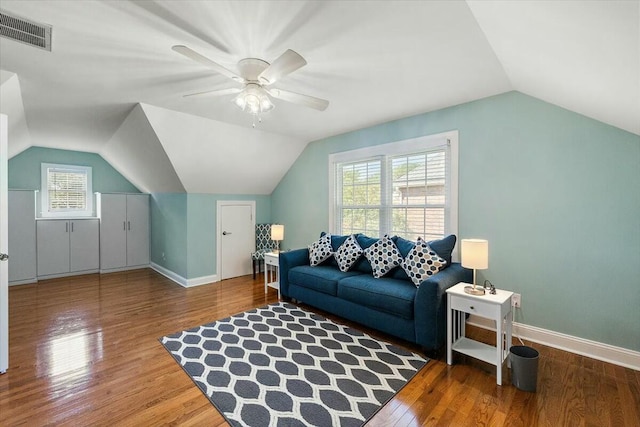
[233,83,274,116]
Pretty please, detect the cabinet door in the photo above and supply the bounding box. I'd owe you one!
[69,219,99,272]
[99,194,127,270]
[8,191,36,283]
[37,220,70,276]
[126,194,149,267]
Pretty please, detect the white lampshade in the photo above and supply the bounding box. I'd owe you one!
[271,224,284,241]
[461,239,489,270]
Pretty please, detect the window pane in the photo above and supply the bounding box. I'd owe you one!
[342,185,354,205]
[392,154,427,206]
[425,208,445,238]
[426,152,445,205]
[365,209,379,236]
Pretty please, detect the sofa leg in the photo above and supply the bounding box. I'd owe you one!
[252,259,256,280]
[424,347,444,361]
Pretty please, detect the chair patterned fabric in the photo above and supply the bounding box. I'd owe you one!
[251,223,278,278]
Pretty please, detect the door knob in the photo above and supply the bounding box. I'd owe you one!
[222,231,232,236]
[0,253,8,261]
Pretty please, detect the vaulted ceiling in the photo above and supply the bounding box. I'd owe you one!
[1,1,638,194]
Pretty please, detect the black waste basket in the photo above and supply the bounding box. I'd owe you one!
[510,345,539,392]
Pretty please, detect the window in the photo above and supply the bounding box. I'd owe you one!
[330,131,458,247]
[41,163,93,217]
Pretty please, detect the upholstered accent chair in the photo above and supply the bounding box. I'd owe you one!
[251,223,278,279]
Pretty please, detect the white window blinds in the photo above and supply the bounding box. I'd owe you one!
[331,132,457,242]
[337,159,382,236]
[390,151,446,241]
[41,163,93,217]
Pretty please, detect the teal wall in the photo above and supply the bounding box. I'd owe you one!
[271,91,640,352]
[8,146,139,193]
[151,193,272,279]
[150,193,188,278]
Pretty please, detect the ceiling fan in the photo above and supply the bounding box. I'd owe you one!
[172,45,329,125]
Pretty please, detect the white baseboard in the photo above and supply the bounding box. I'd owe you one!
[99,265,149,274]
[186,274,218,287]
[9,278,37,286]
[150,262,217,288]
[37,269,99,280]
[468,315,640,371]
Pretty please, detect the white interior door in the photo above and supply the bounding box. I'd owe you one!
[1,114,9,373]
[218,202,255,280]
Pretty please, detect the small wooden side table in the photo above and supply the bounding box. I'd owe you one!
[264,252,280,298]
[446,282,513,385]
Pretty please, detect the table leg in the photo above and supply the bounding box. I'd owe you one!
[496,315,503,385]
[507,308,513,368]
[264,263,268,294]
[447,294,452,365]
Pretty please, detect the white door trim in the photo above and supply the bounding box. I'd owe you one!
[1,114,9,373]
[216,200,256,280]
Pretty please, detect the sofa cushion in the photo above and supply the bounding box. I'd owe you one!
[337,275,417,320]
[318,232,355,268]
[352,235,378,273]
[363,235,403,278]
[402,237,448,287]
[334,234,363,272]
[289,265,363,296]
[309,234,333,266]
[395,234,456,265]
[390,234,456,280]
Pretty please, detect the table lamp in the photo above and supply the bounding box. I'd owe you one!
[271,224,284,253]
[461,238,488,295]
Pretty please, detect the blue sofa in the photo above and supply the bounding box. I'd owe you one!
[279,234,472,351]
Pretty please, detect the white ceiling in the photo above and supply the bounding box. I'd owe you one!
[0,0,638,194]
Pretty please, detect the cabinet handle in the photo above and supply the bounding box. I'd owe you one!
[71,222,74,232]
[128,221,131,231]
[66,222,69,233]
[123,221,126,231]
[470,306,474,310]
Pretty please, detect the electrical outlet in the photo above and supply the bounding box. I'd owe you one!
[512,293,522,308]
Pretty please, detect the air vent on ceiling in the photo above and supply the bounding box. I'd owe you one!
[0,10,52,51]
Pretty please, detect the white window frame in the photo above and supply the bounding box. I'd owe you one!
[41,163,93,218]
[328,130,459,260]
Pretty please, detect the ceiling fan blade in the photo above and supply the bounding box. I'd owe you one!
[267,88,329,111]
[172,45,244,83]
[183,87,242,98]
[258,49,307,86]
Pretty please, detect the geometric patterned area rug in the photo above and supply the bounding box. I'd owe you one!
[160,302,428,427]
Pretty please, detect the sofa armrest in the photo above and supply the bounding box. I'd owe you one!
[279,248,310,298]
[414,263,472,349]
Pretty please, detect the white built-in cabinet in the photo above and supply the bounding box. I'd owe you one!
[36,219,100,278]
[8,190,37,285]
[97,193,149,272]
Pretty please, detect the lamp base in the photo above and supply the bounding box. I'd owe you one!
[464,285,486,296]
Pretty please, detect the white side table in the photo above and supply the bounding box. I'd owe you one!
[446,282,513,385]
[264,252,280,298]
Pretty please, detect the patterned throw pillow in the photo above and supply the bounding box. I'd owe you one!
[363,235,403,278]
[334,234,364,272]
[309,234,333,266]
[402,237,447,287]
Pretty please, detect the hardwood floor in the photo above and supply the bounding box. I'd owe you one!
[1,269,638,426]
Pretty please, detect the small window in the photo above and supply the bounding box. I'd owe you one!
[41,163,93,217]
